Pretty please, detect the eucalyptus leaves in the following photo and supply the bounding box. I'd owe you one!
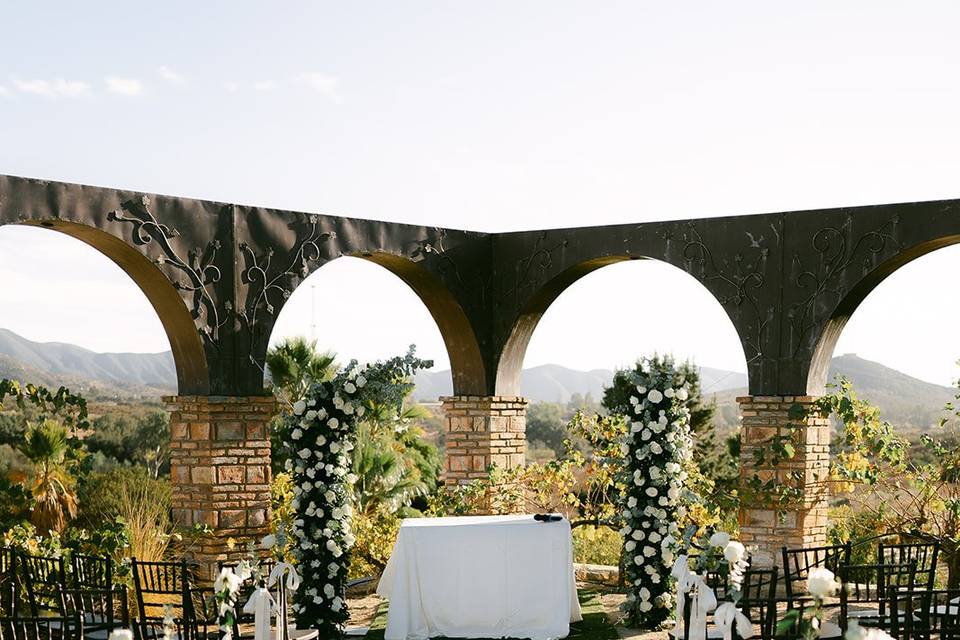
[284,348,430,638]
[618,357,694,627]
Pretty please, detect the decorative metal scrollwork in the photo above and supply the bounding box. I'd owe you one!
[108,196,230,348]
[682,223,771,368]
[789,215,900,355]
[238,216,334,356]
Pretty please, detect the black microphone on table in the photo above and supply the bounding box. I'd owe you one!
[533,514,563,522]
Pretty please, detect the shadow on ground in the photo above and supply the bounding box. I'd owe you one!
[363,589,618,640]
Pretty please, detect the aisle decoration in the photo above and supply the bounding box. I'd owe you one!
[282,349,430,638]
[669,531,749,640]
[618,357,695,627]
[776,567,842,640]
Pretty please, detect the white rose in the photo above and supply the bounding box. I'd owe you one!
[724,541,746,564]
[261,534,277,550]
[709,531,731,548]
[807,567,841,599]
[645,486,658,497]
[293,400,306,415]
[625,541,636,552]
[344,382,357,394]
[323,584,336,598]
[647,389,663,403]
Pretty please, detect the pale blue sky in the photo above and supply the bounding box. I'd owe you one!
[2,2,960,385]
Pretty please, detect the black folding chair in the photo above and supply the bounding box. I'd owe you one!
[893,587,960,640]
[0,615,83,640]
[880,542,938,589]
[781,544,851,639]
[70,554,113,590]
[130,559,197,640]
[841,560,917,635]
[62,586,130,640]
[0,550,14,617]
[19,554,67,619]
[735,567,779,640]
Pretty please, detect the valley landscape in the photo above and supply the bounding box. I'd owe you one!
[0,327,955,432]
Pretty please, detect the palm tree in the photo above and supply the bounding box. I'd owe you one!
[265,337,337,406]
[21,419,78,535]
[351,424,429,516]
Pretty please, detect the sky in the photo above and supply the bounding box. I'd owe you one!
[2,2,960,386]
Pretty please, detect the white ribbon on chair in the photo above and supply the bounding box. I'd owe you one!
[671,556,718,640]
[243,587,278,640]
[268,562,302,593]
[713,602,753,640]
[267,562,301,640]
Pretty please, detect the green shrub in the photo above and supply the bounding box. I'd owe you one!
[572,525,622,566]
[77,467,171,529]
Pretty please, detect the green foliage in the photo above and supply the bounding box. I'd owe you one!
[84,411,171,477]
[22,419,79,535]
[350,510,402,579]
[76,467,172,529]
[352,424,430,517]
[266,337,337,406]
[572,525,622,566]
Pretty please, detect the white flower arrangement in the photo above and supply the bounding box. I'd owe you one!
[282,348,429,637]
[618,359,694,628]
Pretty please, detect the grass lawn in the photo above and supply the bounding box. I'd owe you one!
[363,589,619,640]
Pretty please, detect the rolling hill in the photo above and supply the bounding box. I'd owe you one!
[0,328,955,429]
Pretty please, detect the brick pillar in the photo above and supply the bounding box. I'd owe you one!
[441,395,527,488]
[165,395,275,581]
[738,395,830,566]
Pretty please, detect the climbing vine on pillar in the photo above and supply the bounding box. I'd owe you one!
[618,357,694,628]
[284,349,429,638]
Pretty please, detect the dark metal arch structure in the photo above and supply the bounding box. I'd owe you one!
[2,173,959,398]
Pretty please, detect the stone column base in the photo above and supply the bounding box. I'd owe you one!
[738,395,830,566]
[165,395,275,581]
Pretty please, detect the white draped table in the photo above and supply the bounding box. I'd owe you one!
[377,514,583,640]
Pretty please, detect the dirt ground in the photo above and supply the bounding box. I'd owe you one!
[347,582,636,632]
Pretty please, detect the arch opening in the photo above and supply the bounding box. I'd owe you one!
[807,237,960,396]
[496,256,750,399]
[266,254,486,397]
[0,221,207,395]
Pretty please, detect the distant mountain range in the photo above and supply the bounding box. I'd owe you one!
[410,364,749,403]
[0,328,955,428]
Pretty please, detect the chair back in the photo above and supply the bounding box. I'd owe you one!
[781,543,850,607]
[19,554,67,618]
[737,567,778,640]
[841,560,917,631]
[894,587,960,640]
[880,541,939,592]
[130,558,194,638]
[0,551,15,618]
[0,615,82,640]
[70,553,113,590]
[62,586,130,636]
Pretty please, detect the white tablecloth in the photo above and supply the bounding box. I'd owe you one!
[377,514,582,640]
